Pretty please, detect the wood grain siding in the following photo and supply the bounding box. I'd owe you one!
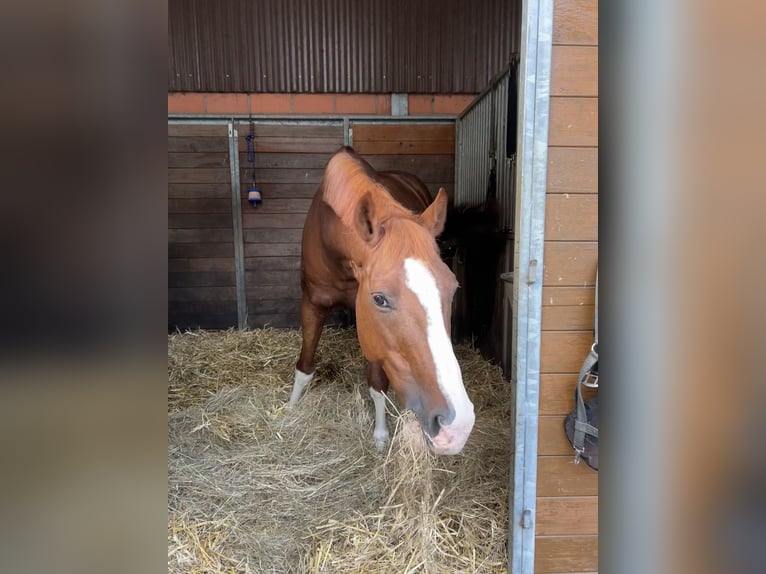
[168,124,236,331]
[538,0,598,571]
[352,123,457,199]
[535,536,599,574]
[238,123,343,328]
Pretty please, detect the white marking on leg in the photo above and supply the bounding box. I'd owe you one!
[404,258,475,430]
[368,386,389,451]
[287,368,314,408]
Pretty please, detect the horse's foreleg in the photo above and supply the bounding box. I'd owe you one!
[288,297,328,408]
[366,361,390,451]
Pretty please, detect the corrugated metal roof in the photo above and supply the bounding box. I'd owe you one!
[168,0,520,93]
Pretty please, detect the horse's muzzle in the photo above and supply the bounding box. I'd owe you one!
[427,407,475,455]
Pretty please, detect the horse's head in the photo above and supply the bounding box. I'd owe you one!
[323,150,475,454]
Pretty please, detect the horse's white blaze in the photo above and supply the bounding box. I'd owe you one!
[403,258,475,441]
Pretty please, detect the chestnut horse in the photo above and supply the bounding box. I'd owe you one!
[287,147,475,455]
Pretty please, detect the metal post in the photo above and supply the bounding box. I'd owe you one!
[228,121,248,329]
[508,0,554,572]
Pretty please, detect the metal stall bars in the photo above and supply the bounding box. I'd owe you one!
[454,62,519,374]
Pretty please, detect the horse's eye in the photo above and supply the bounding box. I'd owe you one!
[372,293,390,308]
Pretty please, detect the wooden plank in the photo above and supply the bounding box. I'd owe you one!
[364,155,455,182]
[168,198,232,214]
[538,415,574,456]
[536,497,599,535]
[169,229,234,243]
[168,124,228,137]
[238,152,333,169]
[168,243,234,259]
[543,242,598,286]
[169,214,232,229]
[542,305,596,331]
[351,124,455,142]
[168,168,230,184]
[553,0,598,46]
[237,137,343,153]
[545,194,598,241]
[242,298,301,315]
[245,269,301,288]
[168,272,235,288]
[169,312,238,331]
[169,287,237,303]
[168,137,229,153]
[551,46,598,97]
[244,256,301,271]
[537,457,599,497]
[540,374,577,415]
[243,243,301,258]
[239,183,318,199]
[240,198,313,214]
[169,300,238,314]
[242,213,307,229]
[247,312,301,329]
[353,140,456,155]
[168,183,232,199]
[360,154,453,170]
[542,286,596,307]
[234,124,343,139]
[168,152,229,169]
[547,147,598,194]
[239,168,325,184]
[549,98,598,147]
[534,535,598,573]
[245,283,303,299]
[541,331,593,373]
[168,258,235,273]
[245,269,300,286]
[244,228,304,244]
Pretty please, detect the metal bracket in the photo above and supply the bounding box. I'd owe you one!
[527,259,538,284]
[521,509,533,529]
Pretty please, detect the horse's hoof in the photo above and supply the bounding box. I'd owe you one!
[373,430,389,453]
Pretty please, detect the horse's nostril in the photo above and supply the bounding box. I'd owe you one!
[427,414,442,437]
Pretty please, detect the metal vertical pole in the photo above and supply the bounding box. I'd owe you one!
[228,121,248,329]
[508,0,554,572]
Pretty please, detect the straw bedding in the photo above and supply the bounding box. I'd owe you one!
[168,327,512,573]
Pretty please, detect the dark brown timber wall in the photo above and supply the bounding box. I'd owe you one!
[168,124,237,330]
[168,121,455,331]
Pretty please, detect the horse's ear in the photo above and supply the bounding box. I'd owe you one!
[355,192,385,246]
[322,149,383,247]
[419,187,448,238]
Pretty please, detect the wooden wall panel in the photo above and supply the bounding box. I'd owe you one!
[542,286,596,307]
[538,2,599,567]
[542,242,598,286]
[537,457,599,497]
[551,46,598,97]
[546,147,598,194]
[540,331,593,373]
[536,497,599,535]
[535,535,598,573]
[548,98,598,147]
[168,123,235,331]
[552,0,599,46]
[544,195,598,241]
[541,304,596,331]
